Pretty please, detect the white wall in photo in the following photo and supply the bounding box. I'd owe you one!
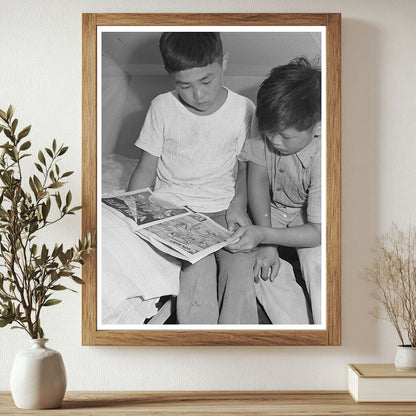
[102,31,321,158]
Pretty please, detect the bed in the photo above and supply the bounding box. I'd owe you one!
[101,154,181,325]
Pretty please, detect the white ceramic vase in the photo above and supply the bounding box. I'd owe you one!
[10,338,67,409]
[394,345,416,371]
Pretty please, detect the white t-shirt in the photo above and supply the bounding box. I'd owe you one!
[135,88,255,212]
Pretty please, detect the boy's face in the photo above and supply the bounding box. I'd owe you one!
[169,58,227,115]
[265,124,319,155]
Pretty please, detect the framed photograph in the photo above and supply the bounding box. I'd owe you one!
[82,13,341,346]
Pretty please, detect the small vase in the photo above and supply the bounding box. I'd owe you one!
[394,345,416,371]
[10,338,67,409]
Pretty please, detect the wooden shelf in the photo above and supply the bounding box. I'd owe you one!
[2,391,416,415]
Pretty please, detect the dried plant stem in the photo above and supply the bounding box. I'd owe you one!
[363,223,416,347]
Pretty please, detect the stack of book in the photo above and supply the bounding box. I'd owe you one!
[348,364,416,402]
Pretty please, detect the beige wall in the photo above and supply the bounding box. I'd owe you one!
[1,0,416,391]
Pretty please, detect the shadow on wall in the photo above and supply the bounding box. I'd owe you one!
[114,75,171,158]
[340,19,382,356]
[113,35,167,159]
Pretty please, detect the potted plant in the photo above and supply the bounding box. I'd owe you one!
[363,223,416,370]
[0,105,95,408]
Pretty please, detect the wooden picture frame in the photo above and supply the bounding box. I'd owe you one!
[82,13,341,346]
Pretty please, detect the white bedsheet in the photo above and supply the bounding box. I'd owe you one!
[100,154,180,325]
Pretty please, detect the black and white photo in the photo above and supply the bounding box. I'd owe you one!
[81,13,341,346]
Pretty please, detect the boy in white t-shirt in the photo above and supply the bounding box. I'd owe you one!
[128,32,258,324]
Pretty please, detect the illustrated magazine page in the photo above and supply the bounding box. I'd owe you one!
[102,188,234,263]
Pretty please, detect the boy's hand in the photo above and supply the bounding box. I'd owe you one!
[253,246,280,283]
[226,225,267,252]
[225,203,251,232]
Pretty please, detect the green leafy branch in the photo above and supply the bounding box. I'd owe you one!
[0,105,95,339]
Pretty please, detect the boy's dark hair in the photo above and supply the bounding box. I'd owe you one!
[159,32,223,73]
[256,57,321,134]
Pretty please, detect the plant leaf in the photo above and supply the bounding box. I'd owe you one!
[41,244,48,262]
[48,182,64,189]
[71,276,85,285]
[69,206,82,213]
[6,105,14,122]
[55,192,62,208]
[58,146,68,156]
[0,317,13,327]
[18,125,31,140]
[19,140,31,151]
[61,171,74,178]
[38,150,46,165]
[43,299,62,307]
[50,285,68,291]
[11,118,18,133]
[3,128,12,140]
[33,175,43,193]
[38,325,44,339]
[41,202,50,220]
[65,191,72,207]
[29,177,38,196]
[34,162,43,173]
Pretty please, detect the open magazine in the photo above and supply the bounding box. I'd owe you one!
[102,188,234,264]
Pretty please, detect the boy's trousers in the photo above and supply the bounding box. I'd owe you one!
[255,206,321,325]
[177,210,310,325]
[177,211,258,324]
